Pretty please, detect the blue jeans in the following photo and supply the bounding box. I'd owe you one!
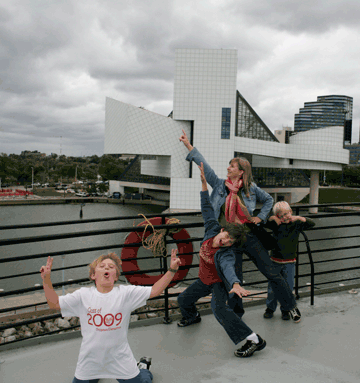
[72,369,153,383]
[177,279,252,344]
[217,232,296,312]
[266,263,295,312]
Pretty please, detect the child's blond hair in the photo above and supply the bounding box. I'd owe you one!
[89,252,122,284]
[273,201,292,216]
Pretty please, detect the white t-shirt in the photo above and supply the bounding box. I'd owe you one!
[59,285,152,380]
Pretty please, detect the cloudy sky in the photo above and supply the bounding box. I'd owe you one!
[1,0,359,156]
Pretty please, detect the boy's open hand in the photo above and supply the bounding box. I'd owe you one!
[40,256,53,281]
[169,248,181,271]
[229,283,250,298]
[199,162,206,183]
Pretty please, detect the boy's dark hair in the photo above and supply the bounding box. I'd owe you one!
[222,222,247,245]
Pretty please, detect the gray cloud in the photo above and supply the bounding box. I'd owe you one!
[0,0,359,156]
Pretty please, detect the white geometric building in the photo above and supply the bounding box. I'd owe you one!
[105,49,349,212]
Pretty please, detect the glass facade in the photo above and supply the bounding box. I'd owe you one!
[345,143,360,165]
[221,108,231,139]
[235,91,278,142]
[294,95,353,145]
[233,92,309,188]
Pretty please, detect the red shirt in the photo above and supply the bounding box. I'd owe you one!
[198,237,222,285]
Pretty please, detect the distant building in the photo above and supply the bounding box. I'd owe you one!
[274,127,293,144]
[345,143,360,165]
[21,150,46,157]
[105,49,349,210]
[294,95,353,145]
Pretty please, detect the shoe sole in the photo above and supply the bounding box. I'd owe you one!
[235,340,267,358]
[292,317,301,323]
[177,318,201,327]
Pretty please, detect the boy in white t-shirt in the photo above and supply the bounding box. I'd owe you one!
[40,249,181,383]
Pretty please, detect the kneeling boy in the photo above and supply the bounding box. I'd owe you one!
[40,249,181,382]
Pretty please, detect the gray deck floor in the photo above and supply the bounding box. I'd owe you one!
[1,290,360,383]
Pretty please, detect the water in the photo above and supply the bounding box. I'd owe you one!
[0,203,181,292]
[1,204,360,293]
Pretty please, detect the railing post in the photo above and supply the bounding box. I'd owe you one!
[295,245,300,300]
[62,255,65,296]
[301,231,315,305]
[161,216,172,324]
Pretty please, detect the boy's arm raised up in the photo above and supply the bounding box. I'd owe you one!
[150,249,181,298]
[40,256,60,310]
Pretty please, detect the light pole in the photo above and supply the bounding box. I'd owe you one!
[75,165,78,182]
[31,167,34,190]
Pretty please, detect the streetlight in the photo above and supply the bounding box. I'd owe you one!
[31,167,34,190]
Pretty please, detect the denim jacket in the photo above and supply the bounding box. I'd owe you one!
[200,190,241,288]
[186,147,273,222]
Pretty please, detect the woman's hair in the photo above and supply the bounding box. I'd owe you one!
[229,157,253,197]
[222,222,247,246]
[273,201,292,216]
[89,252,122,284]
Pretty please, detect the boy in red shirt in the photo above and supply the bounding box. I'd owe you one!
[177,164,267,358]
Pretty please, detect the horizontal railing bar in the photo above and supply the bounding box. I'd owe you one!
[309,223,360,231]
[0,264,91,280]
[0,263,198,297]
[0,222,204,247]
[0,211,202,231]
[308,276,360,286]
[298,244,360,255]
[297,255,360,266]
[0,204,357,232]
[0,253,201,279]
[0,301,49,314]
[0,238,203,264]
[296,265,360,278]
[302,211,360,219]
[302,234,360,243]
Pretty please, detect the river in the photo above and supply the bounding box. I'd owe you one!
[1,204,359,293]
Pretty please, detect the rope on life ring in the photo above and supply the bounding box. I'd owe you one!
[121,216,193,286]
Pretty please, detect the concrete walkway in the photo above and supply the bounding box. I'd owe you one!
[1,290,360,383]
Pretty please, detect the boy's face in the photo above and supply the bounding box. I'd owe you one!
[91,258,118,287]
[216,229,236,247]
[277,209,292,224]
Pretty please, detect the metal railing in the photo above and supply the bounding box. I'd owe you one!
[1,202,360,347]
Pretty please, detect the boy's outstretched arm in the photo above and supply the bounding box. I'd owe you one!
[40,256,60,310]
[150,249,181,298]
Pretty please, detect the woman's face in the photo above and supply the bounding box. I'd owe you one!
[227,160,244,179]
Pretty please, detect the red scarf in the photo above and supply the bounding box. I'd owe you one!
[224,178,252,224]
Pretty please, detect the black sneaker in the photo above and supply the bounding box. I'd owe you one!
[234,335,266,358]
[137,356,152,370]
[177,312,201,327]
[281,311,290,321]
[289,306,301,323]
[263,308,274,319]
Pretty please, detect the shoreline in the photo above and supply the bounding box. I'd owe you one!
[0,196,169,207]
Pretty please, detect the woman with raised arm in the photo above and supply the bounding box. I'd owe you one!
[179,130,302,334]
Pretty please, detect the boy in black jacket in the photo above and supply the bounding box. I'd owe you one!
[263,201,315,321]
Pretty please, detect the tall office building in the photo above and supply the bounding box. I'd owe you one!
[294,95,353,145]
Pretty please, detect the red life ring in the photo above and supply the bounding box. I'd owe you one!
[121,217,193,286]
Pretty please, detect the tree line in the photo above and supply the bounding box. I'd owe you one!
[0,152,131,186]
[1,150,360,188]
